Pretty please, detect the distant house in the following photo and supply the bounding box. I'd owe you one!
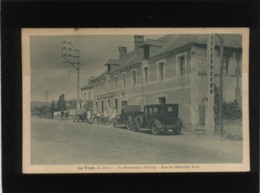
[86,34,242,130]
[81,78,94,113]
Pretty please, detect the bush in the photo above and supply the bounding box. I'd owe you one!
[215,98,242,121]
[222,100,242,120]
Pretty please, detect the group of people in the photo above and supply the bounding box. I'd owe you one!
[60,108,69,120]
[93,107,118,124]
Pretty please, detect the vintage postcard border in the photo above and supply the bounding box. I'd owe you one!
[22,28,250,173]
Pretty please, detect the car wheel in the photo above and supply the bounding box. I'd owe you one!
[151,122,160,135]
[113,119,117,128]
[126,120,132,130]
[173,120,182,135]
[132,121,140,132]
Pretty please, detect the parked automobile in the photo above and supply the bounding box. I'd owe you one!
[113,105,143,129]
[133,104,183,135]
[73,108,88,122]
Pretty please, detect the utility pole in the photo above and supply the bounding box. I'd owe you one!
[216,35,224,136]
[61,41,81,111]
[205,34,215,135]
[46,91,48,105]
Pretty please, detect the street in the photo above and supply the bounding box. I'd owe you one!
[31,118,243,165]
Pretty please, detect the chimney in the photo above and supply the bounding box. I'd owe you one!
[134,35,145,50]
[119,47,127,59]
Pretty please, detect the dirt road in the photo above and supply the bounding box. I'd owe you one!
[31,118,243,165]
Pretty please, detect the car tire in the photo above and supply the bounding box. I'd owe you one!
[113,119,117,128]
[173,120,182,135]
[132,121,140,132]
[126,120,132,130]
[151,122,160,135]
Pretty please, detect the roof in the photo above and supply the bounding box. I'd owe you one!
[140,39,164,47]
[81,84,93,90]
[95,70,108,79]
[104,59,120,66]
[118,48,144,67]
[93,34,242,78]
[119,34,242,68]
[152,34,242,57]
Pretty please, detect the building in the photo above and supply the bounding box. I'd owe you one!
[81,77,94,112]
[86,34,242,130]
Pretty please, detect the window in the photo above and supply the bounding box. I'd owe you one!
[115,99,118,111]
[101,81,104,90]
[88,92,91,100]
[178,55,186,76]
[143,67,149,83]
[131,70,137,86]
[107,64,111,73]
[122,73,126,88]
[98,82,101,92]
[158,62,165,80]
[107,99,111,108]
[101,101,104,113]
[121,100,128,108]
[95,101,98,112]
[149,107,153,114]
[158,96,166,104]
[223,56,229,74]
[168,107,173,112]
[83,92,87,100]
[107,79,110,89]
[154,107,158,113]
[114,76,118,89]
[144,46,150,59]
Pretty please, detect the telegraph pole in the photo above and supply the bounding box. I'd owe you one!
[216,34,224,136]
[205,34,215,135]
[46,91,48,105]
[61,41,81,111]
[205,34,224,136]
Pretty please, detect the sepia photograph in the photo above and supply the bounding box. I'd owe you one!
[22,28,249,173]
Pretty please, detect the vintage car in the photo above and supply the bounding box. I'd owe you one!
[113,105,143,129]
[73,108,88,122]
[133,104,183,135]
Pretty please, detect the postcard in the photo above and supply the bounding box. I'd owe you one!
[22,28,249,173]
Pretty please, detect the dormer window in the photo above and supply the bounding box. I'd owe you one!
[107,64,111,73]
[144,46,150,59]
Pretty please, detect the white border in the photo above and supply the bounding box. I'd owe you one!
[22,28,250,173]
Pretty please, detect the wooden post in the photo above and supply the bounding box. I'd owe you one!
[205,34,215,135]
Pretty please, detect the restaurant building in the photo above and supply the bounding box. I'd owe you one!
[83,34,242,130]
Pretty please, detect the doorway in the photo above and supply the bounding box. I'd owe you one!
[101,101,104,113]
[115,99,118,112]
[121,100,128,107]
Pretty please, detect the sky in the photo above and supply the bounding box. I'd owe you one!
[30,35,161,102]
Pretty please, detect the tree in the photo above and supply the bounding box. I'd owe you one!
[49,100,56,118]
[57,94,66,111]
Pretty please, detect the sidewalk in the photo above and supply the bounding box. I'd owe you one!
[176,130,243,157]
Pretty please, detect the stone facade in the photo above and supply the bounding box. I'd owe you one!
[81,83,94,112]
[81,34,242,130]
